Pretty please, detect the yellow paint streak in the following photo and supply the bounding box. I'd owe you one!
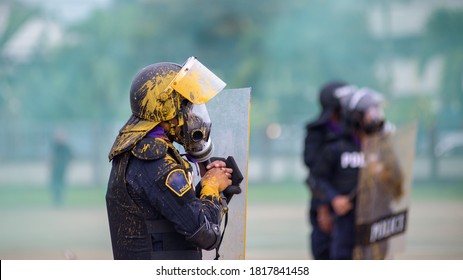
[117,122,156,147]
[174,69,213,104]
[200,177,220,198]
[171,60,225,104]
[139,71,177,121]
[141,143,150,153]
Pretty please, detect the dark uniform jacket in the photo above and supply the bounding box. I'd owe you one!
[311,132,363,204]
[311,132,363,259]
[106,136,223,260]
[304,121,344,209]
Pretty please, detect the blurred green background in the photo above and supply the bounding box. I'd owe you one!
[1,0,462,259]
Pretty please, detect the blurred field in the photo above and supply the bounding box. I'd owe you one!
[0,182,462,260]
[247,183,463,260]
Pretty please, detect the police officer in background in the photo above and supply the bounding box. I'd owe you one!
[311,87,388,259]
[303,81,354,259]
[106,57,233,260]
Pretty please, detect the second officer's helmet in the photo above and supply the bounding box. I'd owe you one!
[342,87,386,135]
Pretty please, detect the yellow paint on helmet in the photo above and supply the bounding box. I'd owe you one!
[137,70,179,122]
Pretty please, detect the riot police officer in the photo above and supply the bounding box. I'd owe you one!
[303,81,354,259]
[311,87,388,259]
[106,57,232,260]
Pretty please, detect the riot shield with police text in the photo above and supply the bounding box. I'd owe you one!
[202,88,251,260]
[353,122,417,259]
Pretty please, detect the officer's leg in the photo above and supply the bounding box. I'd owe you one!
[309,201,331,260]
[330,210,355,260]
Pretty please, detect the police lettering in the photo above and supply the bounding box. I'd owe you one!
[341,152,364,168]
[369,212,406,243]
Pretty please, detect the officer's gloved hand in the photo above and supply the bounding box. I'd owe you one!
[200,167,232,197]
[208,156,243,203]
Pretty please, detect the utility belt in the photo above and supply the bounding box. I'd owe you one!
[146,219,202,260]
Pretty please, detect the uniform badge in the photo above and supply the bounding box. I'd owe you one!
[166,169,192,197]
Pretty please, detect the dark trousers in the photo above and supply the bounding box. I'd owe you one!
[309,201,331,260]
[330,209,355,260]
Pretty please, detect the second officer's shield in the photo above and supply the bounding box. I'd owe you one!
[353,122,417,259]
[202,87,251,260]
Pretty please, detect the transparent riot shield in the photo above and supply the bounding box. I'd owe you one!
[202,88,251,260]
[353,122,417,259]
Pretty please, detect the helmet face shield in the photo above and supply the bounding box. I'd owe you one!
[362,105,385,135]
[169,56,226,104]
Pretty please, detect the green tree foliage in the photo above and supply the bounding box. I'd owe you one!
[9,0,286,122]
[253,0,380,126]
[0,0,38,116]
[419,9,463,129]
[2,0,462,132]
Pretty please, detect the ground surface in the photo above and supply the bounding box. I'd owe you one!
[1,183,462,260]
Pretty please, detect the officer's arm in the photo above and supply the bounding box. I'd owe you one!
[186,181,223,250]
[304,128,323,168]
[131,138,225,250]
[172,173,224,250]
[143,167,225,251]
[311,145,340,203]
[186,169,229,250]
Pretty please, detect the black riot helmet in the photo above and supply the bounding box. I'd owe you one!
[311,81,356,126]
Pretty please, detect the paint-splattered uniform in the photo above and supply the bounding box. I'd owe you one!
[106,135,224,260]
